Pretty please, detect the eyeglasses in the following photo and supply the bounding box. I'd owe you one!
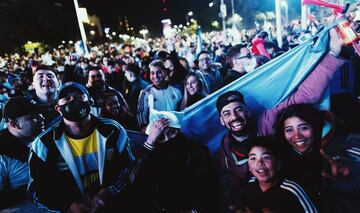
[235,53,252,60]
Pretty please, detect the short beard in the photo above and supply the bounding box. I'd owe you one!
[93,81,105,89]
[230,127,249,137]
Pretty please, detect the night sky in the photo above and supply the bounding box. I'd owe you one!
[80,0,212,36]
[78,0,295,36]
[0,0,302,53]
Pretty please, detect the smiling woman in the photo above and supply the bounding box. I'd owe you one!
[273,103,327,208]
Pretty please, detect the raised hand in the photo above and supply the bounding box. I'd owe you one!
[320,149,350,181]
[145,118,170,146]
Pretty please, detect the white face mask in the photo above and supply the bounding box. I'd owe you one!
[244,57,257,73]
[125,71,136,82]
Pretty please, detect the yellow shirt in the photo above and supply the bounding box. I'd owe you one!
[65,131,100,196]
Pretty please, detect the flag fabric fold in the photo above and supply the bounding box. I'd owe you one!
[153,24,336,152]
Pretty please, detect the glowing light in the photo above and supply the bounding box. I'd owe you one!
[209,2,214,7]
[69,40,73,44]
[112,32,116,36]
[90,30,95,35]
[78,8,90,23]
[188,11,193,16]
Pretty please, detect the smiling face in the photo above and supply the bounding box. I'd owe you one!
[88,69,105,89]
[220,102,249,136]
[104,95,121,115]
[197,52,212,71]
[248,146,278,186]
[185,75,201,96]
[149,65,166,88]
[283,116,314,154]
[33,70,59,98]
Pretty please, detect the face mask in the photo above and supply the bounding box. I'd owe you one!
[60,100,91,122]
[125,72,136,82]
[244,57,257,73]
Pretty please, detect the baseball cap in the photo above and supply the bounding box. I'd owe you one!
[34,64,58,75]
[2,97,46,121]
[58,82,90,100]
[216,91,245,113]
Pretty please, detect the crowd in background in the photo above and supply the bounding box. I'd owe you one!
[0,14,360,212]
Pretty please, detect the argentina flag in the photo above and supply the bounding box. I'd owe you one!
[153,22,341,153]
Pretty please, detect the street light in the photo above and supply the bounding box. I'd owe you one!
[209,2,214,7]
[140,29,149,40]
[281,0,289,26]
[220,0,227,32]
[188,11,193,16]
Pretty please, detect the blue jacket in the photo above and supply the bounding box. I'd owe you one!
[28,116,135,212]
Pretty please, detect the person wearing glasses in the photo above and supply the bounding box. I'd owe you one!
[195,51,223,94]
[28,82,135,212]
[223,44,257,86]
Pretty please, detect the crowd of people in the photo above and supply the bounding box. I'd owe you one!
[0,14,360,213]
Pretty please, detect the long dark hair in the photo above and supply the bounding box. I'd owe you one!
[274,104,324,153]
[180,72,208,110]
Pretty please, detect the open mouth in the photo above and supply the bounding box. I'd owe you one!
[295,140,305,147]
[41,81,53,89]
[255,168,269,176]
[230,121,244,131]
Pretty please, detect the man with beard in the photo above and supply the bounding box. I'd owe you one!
[86,66,129,117]
[28,82,135,212]
[215,25,345,211]
[25,65,60,126]
[215,91,254,211]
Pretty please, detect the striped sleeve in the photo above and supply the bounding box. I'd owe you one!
[136,89,150,127]
[107,168,129,194]
[280,179,318,213]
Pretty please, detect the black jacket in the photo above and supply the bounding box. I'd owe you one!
[133,133,220,212]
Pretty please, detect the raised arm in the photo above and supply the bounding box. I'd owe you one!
[258,26,345,136]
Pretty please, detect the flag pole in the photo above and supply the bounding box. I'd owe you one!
[275,0,283,48]
[73,0,89,56]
